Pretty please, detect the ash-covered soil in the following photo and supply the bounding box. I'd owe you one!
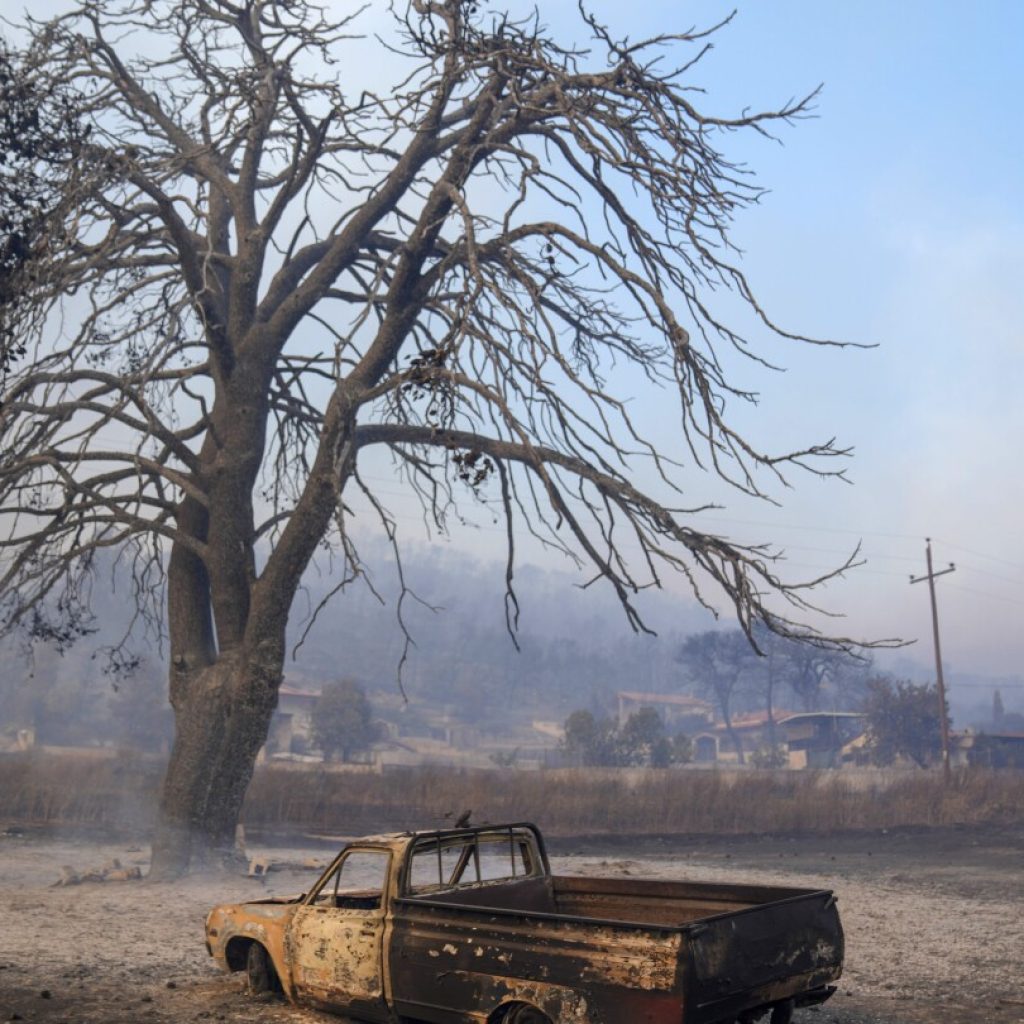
[1,824,1021,1024]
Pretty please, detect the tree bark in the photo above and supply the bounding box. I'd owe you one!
[150,648,282,878]
[149,381,352,878]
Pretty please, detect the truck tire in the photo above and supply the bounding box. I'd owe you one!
[246,942,277,995]
[504,1005,552,1024]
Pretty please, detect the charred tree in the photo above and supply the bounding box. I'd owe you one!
[1,1,877,876]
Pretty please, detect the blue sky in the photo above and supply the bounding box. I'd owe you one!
[340,1,1024,694]
[488,2,1024,683]
[330,1,1023,692]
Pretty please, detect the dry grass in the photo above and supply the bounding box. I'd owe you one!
[242,763,1024,837]
[1,751,1022,837]
[0,749,164,831]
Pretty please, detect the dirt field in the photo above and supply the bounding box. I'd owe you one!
[1,824,1021,1024]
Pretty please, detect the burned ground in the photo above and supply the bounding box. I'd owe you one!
[1,825,1021,1024]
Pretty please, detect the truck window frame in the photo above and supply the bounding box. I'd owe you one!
[305,846,393,910]
[402,825,543,897]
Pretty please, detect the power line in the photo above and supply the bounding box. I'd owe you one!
[937,539,1024,576]
[944,582,1024,609]
[777,560,911,579]
[774,547,1024,589]
[27,443,1024,577]
[351,474,1024,578]
[951,563,1024,588]
[331,489,1024,596]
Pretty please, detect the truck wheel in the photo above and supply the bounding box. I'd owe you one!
[246,942,277,995]
[504,1005,552,1024]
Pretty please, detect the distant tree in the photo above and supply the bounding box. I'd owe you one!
[748,623,791,749]
[564,705,691,768]
[783,644,830,711]
[649,736,672,769]
[821,654,874,711]
[311,680,377,763]
[620,707,694,768]
[618,706,665,765]
[561,709,619,768]
[565,704,700,770]
[861,677,947,769]
[677,631,755,764]
[749,745,788,769]
[671,733,694,766]
[651,733,693,769]
[786,644,868,712]
[749,620,869,721]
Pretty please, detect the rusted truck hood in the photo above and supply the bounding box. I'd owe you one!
[240,894,305,906]
[207,896,301,934]
[208,894,302,923]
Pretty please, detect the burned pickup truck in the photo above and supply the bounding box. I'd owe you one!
[205,822,842,1024]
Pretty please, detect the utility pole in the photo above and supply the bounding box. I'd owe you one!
[910,539,955,784]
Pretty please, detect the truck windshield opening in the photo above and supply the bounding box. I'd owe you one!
[406,827,540,895]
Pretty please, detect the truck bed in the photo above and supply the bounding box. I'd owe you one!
[406,871,826,926]
[393,873,843,1023]
[551,875,824,926]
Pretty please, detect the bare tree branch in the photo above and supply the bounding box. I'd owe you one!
[0,0,887,874]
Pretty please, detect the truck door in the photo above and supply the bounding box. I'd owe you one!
[288,847,392,1022]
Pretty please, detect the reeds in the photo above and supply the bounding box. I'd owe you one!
[0,750,164,832]
[1,751,1021,837]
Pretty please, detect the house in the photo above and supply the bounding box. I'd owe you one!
[264,683,321,757]
[710,710,866,768]
[957,731,1024,769]
[712,709,799,761]
[779,712,867,769]
[615,691,715,734]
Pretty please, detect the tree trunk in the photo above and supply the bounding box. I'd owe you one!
[718,690,745,766]
[148,366,355,879]
[149,648,282,879]
[725,719,745,766]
